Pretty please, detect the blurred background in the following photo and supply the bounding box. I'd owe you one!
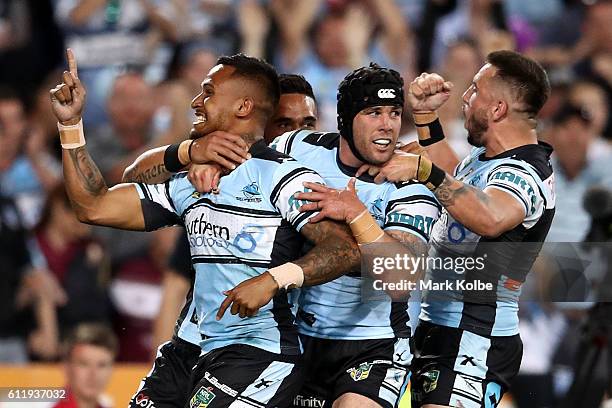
[0,0,610,407]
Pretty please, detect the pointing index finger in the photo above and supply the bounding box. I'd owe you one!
[67,48,78,78]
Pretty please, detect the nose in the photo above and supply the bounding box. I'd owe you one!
[380,112,393,131]
[191,92,202,109]
[462,87,472,105]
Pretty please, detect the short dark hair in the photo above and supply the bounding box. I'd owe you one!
[62,323,118,360]
[486,50,550,117]
[216,54,280,119]
[279,74,316,102]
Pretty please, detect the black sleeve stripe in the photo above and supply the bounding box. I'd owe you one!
[292,210,315,229]
[164,179,178,213]
[270,168,319,205]
[386,195,442,213]
[384,223,429,241]
[286,128,307,154]
[487,183,530,214]
[140,199,182,231]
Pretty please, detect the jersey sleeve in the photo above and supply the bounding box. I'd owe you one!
[383,183,441,242]
[270,162,326,232]
[485,161,545,224]
[268,129,307,155]
[134,176,183,231]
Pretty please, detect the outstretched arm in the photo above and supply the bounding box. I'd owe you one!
[51,49,145,230]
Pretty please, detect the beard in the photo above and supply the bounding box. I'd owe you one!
[465,109,488,147]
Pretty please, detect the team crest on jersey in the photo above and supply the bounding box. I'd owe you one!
[237,182,262,203]
[347,362,373,381]
[190,386,216,408]
[369,198,385,222]
[422,369,440,393]
[192,191,201,199]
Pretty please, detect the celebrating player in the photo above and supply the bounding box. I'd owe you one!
[124,72,320,408]
[360,50,555,408]
[50,49,360,408]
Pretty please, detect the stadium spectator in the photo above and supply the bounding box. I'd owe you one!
[0,191,62,363]
[52,323,117,408]
[53,0,174,126]
[546,103,611,242]
[35,185,112,336]
[0,87,60,228]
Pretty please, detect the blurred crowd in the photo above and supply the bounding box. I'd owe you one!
[0,0,610,406]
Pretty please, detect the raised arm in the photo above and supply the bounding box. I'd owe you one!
[50,49,145,230]
[408,73,461,174]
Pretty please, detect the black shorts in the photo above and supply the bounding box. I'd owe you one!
[187,344,303,408]
[130,336,201,408]
[292,336,411,408]
[411,321,523,408]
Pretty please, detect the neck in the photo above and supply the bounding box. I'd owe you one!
[483,120,538,158]
[227,121,265,149]
[338,137,363,168]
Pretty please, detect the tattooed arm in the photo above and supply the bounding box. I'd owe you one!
[297,220,361,286]
[122,146,172,184]
[62,146,145,230]
[216,218,360,319]
[51,49,145,230]
[433,174,525,237]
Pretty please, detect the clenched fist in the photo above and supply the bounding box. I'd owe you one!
[407,72,453,112]
[49,49,86,126]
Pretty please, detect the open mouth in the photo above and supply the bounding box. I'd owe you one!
[193,112,207,126]
[373,138,392,147]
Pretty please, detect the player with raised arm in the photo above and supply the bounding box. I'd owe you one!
[50,49,360,408]
[124,73,320,408]
[130,63,441,408]
[358,51,556,408]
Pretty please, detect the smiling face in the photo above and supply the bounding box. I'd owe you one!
[462,63,497,147]
[189,64,241,139]
[263,93,317,143]
[351,105,402,165]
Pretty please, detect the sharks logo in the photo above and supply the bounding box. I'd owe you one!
[369,198,384,222]
[237,182,262,203]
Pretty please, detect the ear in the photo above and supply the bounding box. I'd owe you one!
[236,97,254,118]
[491,99,508,122]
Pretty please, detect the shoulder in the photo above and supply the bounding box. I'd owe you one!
[270,129,340,155]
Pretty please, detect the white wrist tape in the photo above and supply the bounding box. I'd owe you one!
[58,120,85,149]
[268,262,304,290]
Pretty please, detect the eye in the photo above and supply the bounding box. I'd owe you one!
[303,120,316,129]
[391,110,401,118]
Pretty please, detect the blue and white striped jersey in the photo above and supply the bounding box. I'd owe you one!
[271,130,441,340]
[135,140,325,355]
[420,143,556,336]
